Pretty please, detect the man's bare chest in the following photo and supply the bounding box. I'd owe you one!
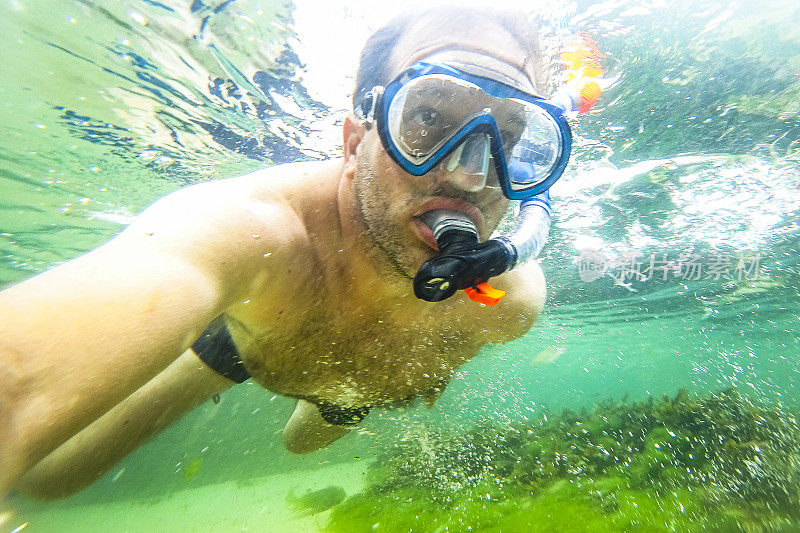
[229,305,484,408]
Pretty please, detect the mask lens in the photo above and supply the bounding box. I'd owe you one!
[503,105,562,192]
[384,70,565,195]
[387,75,488,164]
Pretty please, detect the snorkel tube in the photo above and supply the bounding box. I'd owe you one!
[414,34,605,305]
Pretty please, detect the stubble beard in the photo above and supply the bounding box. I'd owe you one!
[353,158,425,284]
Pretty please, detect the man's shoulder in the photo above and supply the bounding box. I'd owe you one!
[179,159,338,204]
[117,160,343,298]
[502,260,546,309]
[476,260,546,343]
[138,159,341,235]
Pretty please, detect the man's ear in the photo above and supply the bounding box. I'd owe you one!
[342,114,365,179]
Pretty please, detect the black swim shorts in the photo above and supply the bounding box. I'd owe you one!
[192,320,251,383]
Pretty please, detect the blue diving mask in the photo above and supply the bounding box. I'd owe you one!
[358,61,572,200]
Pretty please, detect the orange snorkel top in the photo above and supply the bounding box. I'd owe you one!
[556,32,606,115]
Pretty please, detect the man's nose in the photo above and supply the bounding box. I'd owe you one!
[435,164,488,192]
[433,133,491,192]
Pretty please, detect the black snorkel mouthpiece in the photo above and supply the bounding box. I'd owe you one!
[413,210,513,303]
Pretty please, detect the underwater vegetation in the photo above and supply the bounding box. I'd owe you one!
[574,0,800,164]
[327,389,800,532]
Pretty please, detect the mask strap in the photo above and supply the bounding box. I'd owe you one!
[356,86,383,124]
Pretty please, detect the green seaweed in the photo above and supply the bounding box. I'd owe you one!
[286,485,347,515]
[182,457,203,482]
[327,389,800,532]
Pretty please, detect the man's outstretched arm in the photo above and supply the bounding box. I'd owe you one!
[0,174,297,495]
[15,348,235,499]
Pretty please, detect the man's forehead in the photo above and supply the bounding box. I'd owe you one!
[420,50,539,95]
[388,24,537,93]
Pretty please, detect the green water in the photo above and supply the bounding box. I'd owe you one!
[2,0,800,531]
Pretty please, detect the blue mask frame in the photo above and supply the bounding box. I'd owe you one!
[363,62,572,200]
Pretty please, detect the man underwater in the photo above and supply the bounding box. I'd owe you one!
[0,7,599,498]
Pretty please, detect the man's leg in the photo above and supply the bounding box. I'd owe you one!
[282,400,353,454]
[15,349,234,499]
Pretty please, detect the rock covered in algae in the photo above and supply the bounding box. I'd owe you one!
[326,388,800,532]
[286,485,346,515]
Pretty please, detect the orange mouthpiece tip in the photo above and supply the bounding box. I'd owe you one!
[579,81,602,114]
[463,283,506,306]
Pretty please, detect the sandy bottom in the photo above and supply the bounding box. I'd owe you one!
[4,461,369,533]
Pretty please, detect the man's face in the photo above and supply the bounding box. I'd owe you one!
[352,22,535,281]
